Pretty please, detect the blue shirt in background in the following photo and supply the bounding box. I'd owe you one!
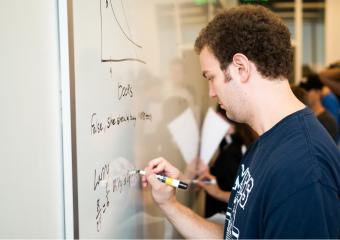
[322,92,340,142]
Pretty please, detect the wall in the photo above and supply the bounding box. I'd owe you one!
[0,0,64,238]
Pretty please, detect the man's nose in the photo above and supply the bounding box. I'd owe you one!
[208,82,216,98]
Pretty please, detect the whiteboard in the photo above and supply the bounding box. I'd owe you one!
[68,0,210,238]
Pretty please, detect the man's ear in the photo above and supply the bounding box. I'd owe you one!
[232,53,250,83]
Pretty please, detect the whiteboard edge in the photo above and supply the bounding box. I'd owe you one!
[57,0,79,238]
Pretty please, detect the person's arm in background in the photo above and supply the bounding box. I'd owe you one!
[141,157,224,239]
[196,171,231,202]
[181,157,208,180]
[319,67,340,96]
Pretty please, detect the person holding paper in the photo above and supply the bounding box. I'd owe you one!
[142,5,340,239]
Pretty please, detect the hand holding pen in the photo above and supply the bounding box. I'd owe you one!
[195,170,217,186]
[140,157,182,207]
[195,171,230,202]
[191,178,217,185]
[131,170,188,189]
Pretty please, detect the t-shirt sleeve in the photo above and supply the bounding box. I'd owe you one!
[264,182,340,238]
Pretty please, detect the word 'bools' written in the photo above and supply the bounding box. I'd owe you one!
[117,81,133,100]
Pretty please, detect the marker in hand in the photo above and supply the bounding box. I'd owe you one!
[130,169,188,190]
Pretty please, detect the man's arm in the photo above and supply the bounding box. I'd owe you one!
[142,157,224,239]
[160,196,224,239]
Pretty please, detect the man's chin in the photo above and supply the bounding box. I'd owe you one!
[225,112,241,124]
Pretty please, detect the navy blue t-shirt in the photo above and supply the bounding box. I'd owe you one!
[224,108,340,239]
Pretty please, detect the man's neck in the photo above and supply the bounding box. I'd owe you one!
[248,79,305,135]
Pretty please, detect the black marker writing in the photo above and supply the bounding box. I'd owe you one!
[94,164,110,191]
[91,113,104,135]
[118,82,133,100]
[112,171,133,193]
[106,116,116,129]
[105,182,110,208]
[96,199,102,232]
[94,168,137,232]
[139,111,152,121]
[91,112,149,136]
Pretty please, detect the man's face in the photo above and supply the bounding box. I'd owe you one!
[199,47,244,121]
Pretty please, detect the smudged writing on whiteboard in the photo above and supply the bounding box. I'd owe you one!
[112,172,133,193]
[96,182,110,232]
[94,160,138,232]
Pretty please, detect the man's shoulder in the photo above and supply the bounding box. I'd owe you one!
[265,108,337,159]
[261,121,340,203]
[265,125,339,182]
[250,108,340,197]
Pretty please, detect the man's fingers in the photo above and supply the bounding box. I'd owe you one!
[151,161,166,174]
[147,157,180,178]
[148,157,164,169]
[145,170,164,190]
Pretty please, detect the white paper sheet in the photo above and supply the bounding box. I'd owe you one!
[200,108,230,164]
[167,108,199,164]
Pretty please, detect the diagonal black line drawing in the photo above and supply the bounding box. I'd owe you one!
[109,0,141,48]
[100,0,146,64]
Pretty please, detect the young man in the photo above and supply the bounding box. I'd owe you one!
[142,5,340,239]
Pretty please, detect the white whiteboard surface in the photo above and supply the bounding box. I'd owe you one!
[0,1,64,238]
[68,0,209,238]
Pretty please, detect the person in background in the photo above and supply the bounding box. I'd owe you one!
[197,106,257,218]
[142,5,340,239]
[302,64,340,125]
[320,60,340,99]
[299,74,339,141]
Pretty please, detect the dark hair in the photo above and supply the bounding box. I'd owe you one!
[329,60,340,69]
[299,74,324,91]
[195,5,293,80]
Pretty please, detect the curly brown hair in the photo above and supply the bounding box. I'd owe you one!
[195,5,293,80]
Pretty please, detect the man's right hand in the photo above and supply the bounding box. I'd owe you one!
[141,157,179,208]
[141,158,225,239]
